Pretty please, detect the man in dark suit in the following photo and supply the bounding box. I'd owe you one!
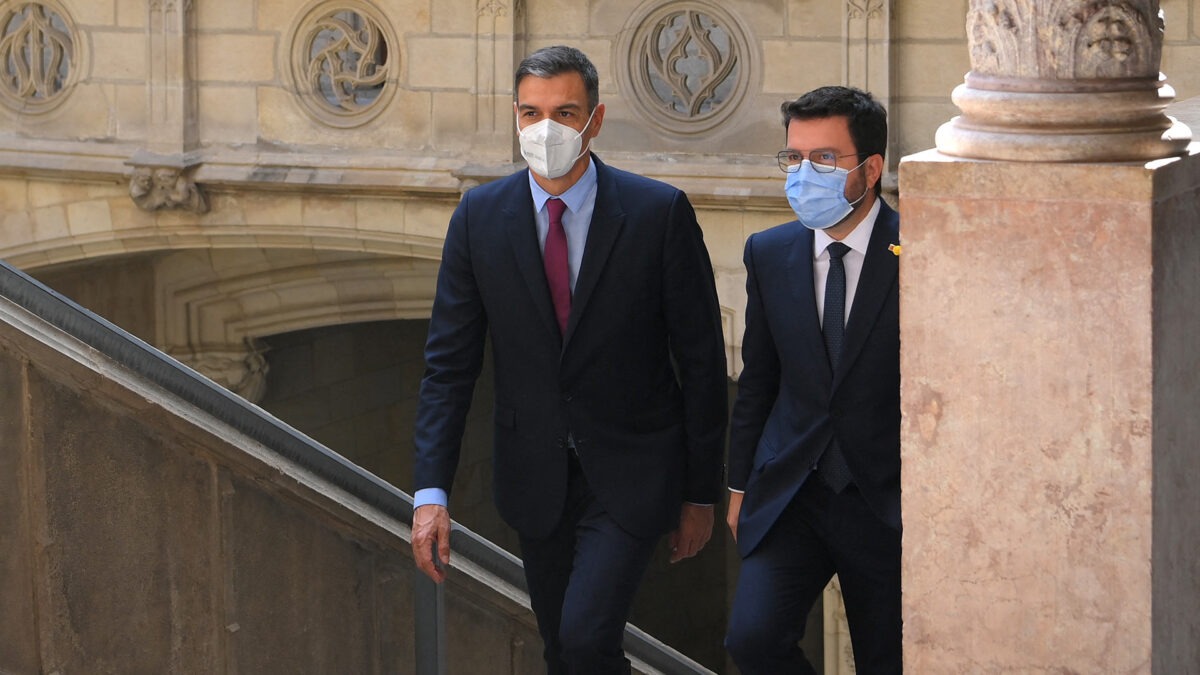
[410,46,728,674]
[724,86,901,674]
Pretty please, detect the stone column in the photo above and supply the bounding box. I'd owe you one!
[900,1,1200,672]
[936,0,1190,161]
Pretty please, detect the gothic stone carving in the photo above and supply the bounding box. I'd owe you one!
[288,1,398,128]
[178,341,269,404]
[619,0,753,136]
[966,0,1162,81]
[847,0,885,20]
[0,1,77,112]
[938,0,1189,162]
[129,167,209,214]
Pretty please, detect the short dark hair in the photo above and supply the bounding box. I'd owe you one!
[781,85,888,163]
[515,46,600,112]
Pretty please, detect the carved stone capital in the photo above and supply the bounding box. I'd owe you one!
[128,165,209,214]
[177,340,269,404]
[938,0,1191,162]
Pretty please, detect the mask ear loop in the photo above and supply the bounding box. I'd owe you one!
[846,156,872,208]
[568,106,599,164]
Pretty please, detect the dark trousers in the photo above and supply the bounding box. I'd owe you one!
[518,455,658,675]
[726,475,902,674]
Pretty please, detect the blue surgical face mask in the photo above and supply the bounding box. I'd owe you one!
[784,158,869,230]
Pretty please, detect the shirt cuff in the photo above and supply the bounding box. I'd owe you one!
[728,488,745,494]
[685,502,714,507]
[414,487,448,509]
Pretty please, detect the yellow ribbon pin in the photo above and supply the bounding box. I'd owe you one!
[888,243,901,256]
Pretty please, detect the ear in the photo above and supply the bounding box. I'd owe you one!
[866,153,884,190]
[587,103,606,138]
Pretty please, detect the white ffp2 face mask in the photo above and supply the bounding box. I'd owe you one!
[517,108,596,179]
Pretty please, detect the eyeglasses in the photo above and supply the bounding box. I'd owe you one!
[776,149,866,173]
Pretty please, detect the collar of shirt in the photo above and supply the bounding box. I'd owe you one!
[813,197,881,261]
[527,157,597,215]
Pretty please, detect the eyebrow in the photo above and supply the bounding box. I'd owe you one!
[517,102,584,112]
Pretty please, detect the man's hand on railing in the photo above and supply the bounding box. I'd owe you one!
[412,504,451,583]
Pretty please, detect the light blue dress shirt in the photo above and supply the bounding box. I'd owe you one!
[414,160,599,510]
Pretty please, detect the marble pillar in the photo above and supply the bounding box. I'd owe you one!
[901,1,1200,672]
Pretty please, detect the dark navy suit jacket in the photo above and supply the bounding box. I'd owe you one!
[728,201,900,557]
[414,156,728,540]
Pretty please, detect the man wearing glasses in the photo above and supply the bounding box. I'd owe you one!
[724,86,901,674]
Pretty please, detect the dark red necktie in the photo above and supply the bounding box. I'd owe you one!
[544,198,570,334]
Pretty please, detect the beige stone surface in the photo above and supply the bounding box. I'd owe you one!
[431,90,478,147]
[400,199,454,241]
[114,0,144,28]
[355,198,405,235]
[1163,45,1200,101]
[194,0,255,30]
[256,0,303,32]
[240,193,304,228]
[431,0,479,34]
[32,206,70,241]
[1161,0,1192,41]
[588,0,635,35]
[407,37,482,90]
[377,0,432,33]
[41,83,116,140]
[66,200,114,236]
[113,83,148,139]
[0,178,28,210]
[725,0,786,39]
[523,0,592,35]
[196,34,278,83]
[0,212,35,251]
[64,0,114,25]
[894,0,969,39]
[301,195,357,229]
[693,208,748,271]
[894,100,960,159]
[761,39,840,95]
[89,31,148,81]
[895,43,970,99]
[198,86,259,145]
[898,151,1200,673]
[787,0,842,38]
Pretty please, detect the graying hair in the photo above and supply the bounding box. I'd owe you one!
[514,45,599,111]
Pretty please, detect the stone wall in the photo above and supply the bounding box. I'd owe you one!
[0,294,548,674]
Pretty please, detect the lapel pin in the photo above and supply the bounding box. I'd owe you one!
[888,243,901,256]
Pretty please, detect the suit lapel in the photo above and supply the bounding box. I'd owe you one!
[835,201,899,388]
[562,159,625,350]
[502,175,561,342]
[785,225,833,379]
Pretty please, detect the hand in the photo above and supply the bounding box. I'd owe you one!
[412,504,451,583]
[726,491,743,542]
[668,503,714,563]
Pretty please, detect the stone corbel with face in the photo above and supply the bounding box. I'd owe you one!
[129,166,209,214]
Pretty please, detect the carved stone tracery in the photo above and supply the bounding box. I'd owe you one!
[619,0,753,136]
[0,0,77,112]
[288,0,398,128]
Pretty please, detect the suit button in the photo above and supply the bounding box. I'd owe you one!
[556,437,566,449]
[562,393,573,402]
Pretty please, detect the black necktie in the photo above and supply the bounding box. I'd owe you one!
[819,241,853,492]
[823,242,850,369]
